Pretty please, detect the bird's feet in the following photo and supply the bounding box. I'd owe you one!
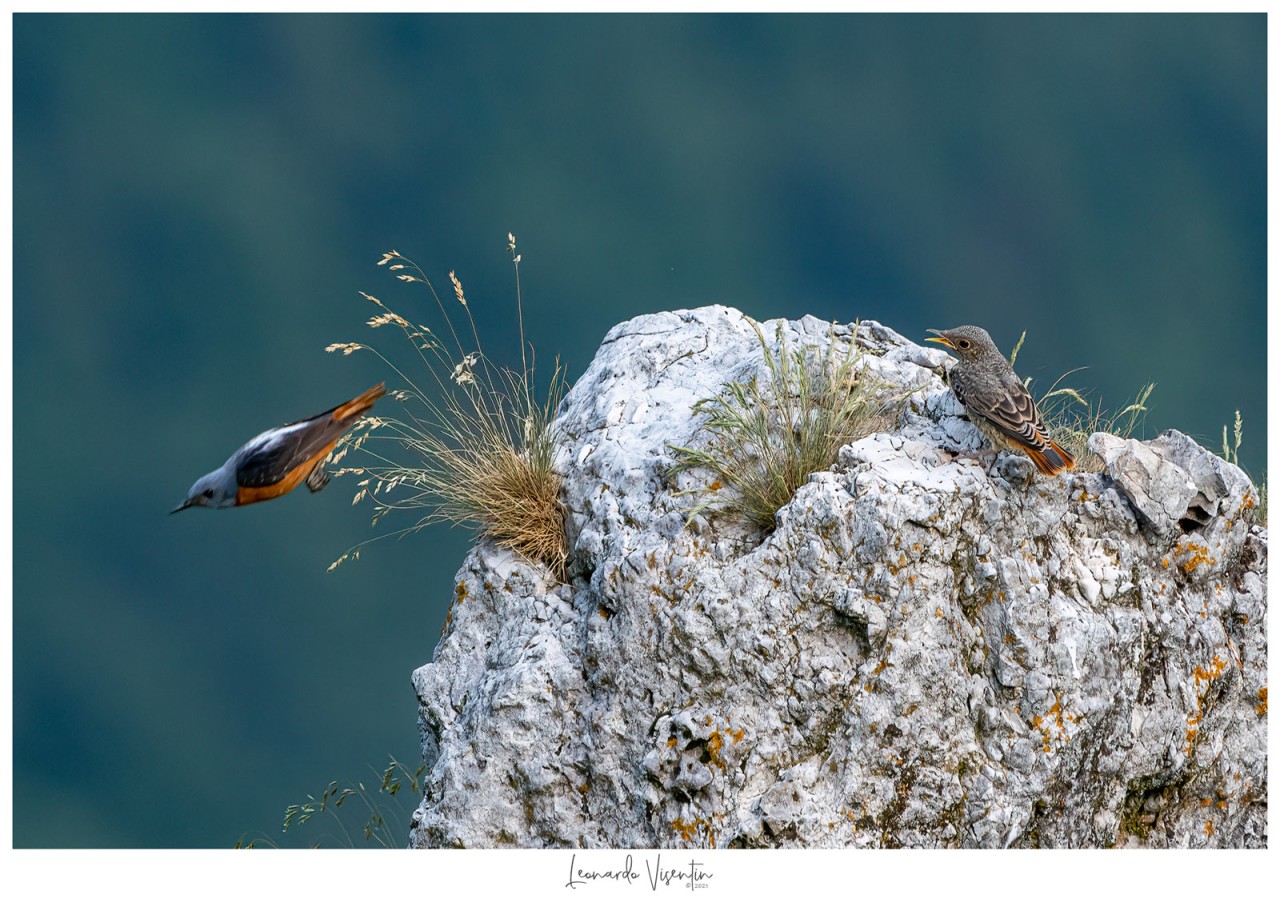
[943,447,1034,484]
[946,447,998,468]
[994,453,1036,485]
[305,464,331,493]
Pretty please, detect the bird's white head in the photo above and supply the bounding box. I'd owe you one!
[172,468,237,513]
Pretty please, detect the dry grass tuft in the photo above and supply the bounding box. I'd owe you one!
[1037,380,1156,474]
[237,757,426,848]
[1032,351,1266,528]
[325,238,568,578]
[1220,409,1244,467]
[1010,332,1154,475]
[670,319,901,530]
[1218,409,1266,527]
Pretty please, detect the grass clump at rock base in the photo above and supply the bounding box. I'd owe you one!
[671,319,900,530]
[236,757,426,849]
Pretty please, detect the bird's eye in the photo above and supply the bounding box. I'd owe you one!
[957,339,971,349]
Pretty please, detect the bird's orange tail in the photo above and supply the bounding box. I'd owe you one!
[334,382,387,422]
[1026,438,1075,476]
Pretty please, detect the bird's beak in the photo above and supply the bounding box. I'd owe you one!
[170,499,194,514]
[924,329,953,348]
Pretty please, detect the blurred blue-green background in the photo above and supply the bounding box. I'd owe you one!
[12,14,1265,847]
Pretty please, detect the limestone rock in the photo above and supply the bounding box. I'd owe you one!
[1088,432,1198,541]
[409,306,1267,849]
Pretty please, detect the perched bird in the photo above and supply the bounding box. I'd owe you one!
[172,382,386,512]
[925,326,1074,476]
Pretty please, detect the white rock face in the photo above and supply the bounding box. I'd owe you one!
[409,306,1267,849]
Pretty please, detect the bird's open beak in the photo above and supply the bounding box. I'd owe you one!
[170,499,194,514]
[924,329,953,348]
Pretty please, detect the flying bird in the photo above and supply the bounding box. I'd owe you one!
[172,383,386,512]
[925,326,1074,476]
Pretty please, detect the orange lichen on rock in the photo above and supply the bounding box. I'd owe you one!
[1193,655,1228,688]
[705,731,726,769]
[1185,712,1202,753]
[1032,695,1077,753]
[1178,542,1217,574]
[671,816,715,847]
[1185,655,1229,755]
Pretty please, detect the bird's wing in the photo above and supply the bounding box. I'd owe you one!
[234,384,384,489]
[278,382,386,429]
[956,369,1052,451]
[234,417,350,489]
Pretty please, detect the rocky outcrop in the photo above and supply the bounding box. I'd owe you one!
[408,306,1266,848]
